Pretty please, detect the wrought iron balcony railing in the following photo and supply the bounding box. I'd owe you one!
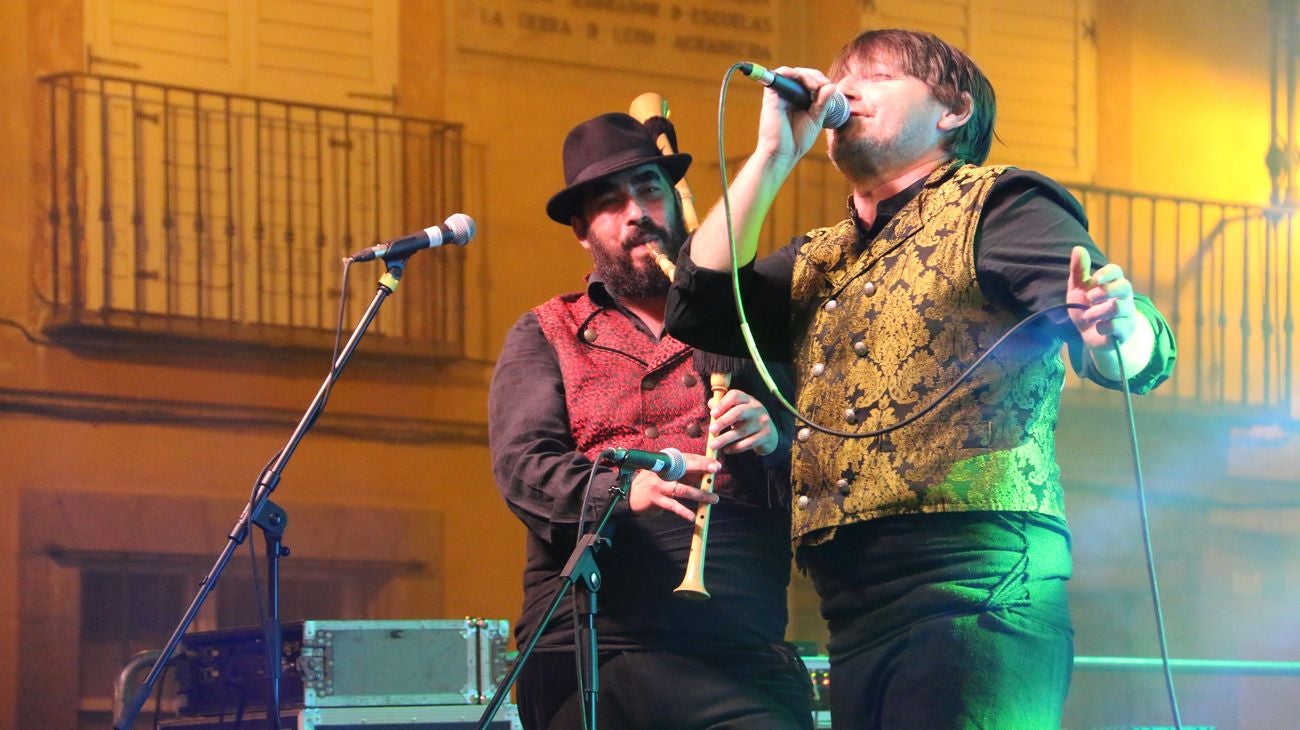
[39,72,467,359]
[1065,184,1294,416]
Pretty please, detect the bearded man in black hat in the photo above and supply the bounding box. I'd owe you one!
[488,112,814,729]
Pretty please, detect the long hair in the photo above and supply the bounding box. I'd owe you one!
[829,29,996,165]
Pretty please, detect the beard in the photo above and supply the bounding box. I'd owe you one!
[829,131,883,184]
[829,116,940,185]
[829,125,900,184]
[588,215,688,299]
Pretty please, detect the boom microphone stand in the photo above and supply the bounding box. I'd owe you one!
[114,259,411,730]
[477,456,633,730]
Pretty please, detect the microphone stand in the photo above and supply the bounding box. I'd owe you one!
[260,502,289,728]
[114,259,410,730]
[476,461,633,730]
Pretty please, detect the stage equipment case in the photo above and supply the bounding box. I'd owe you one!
[177,619,510,715]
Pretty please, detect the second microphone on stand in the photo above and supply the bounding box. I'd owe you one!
[602,447,687,481]
[347,213,477,262]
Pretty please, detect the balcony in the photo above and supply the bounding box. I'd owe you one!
[38,72,468,361]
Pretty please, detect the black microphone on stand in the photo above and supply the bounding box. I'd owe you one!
[603,447,688,481]
[347,213,476,262]
[738,62,851,129]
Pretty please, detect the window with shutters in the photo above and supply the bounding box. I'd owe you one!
[861,0,1097,181]
[17,490,439,729]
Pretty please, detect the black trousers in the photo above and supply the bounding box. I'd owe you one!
[801,512,1075,730]
[516,646,815,730]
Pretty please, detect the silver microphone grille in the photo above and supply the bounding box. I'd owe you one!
[660,447,687,481]
[444,213,477,245]
[823,92,851,129]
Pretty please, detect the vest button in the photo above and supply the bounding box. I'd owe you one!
[797,427,812,442]
[824,299,838,311]
[796,495,810,509]
[852,340,868,357]
[844,408,858,424]
[864,281,877,296]
[686,423,703,438]
[641,378,657,391]
[582,328,598,343]
[645,426,659,439]
[836,479,851,495]
[682,372,698,387]
[810,362,825,377]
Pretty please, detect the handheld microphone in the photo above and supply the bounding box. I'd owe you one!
[603,447,688,481]
[738,62,850,129]
[347,213,476,262]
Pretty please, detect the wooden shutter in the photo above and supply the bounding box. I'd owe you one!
[249,0,399,110]
[86,0,243,88]
[86,0,397,109]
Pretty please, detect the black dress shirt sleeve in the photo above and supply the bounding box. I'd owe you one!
[488,311,629,548]
[977,170,1177,393]
[664,238,801,362]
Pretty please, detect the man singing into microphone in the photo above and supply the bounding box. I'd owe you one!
[665,30,1177,728]
[488,112,813,729]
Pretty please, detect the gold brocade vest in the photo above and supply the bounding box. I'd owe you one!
[789,163,1067,547]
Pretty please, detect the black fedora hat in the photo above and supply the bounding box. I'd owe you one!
[546,112,692,224]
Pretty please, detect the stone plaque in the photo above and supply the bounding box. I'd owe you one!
[453,0,781,81]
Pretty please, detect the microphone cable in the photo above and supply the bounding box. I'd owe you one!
[713,62,1183,729]
[1115,342,1184,729]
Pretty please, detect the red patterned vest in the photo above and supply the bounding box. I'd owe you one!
[527,290,790,652]
[532,292,739,495]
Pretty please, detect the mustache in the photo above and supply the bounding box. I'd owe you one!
[623,221,670,249]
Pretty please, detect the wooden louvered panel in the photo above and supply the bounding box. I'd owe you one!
[87,0,396,110]
[980,0,1091,176]
[255,0,379,77]
[107,0,230,60]
[251,0,397,108]
[90,0,241,87]
[866,0,971,47]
